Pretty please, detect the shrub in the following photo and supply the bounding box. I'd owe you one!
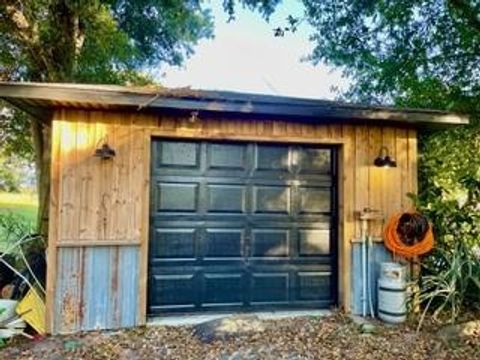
[416,126,480,249]
[417,242,480,329]
[0,212,34,244]
[414,125,480,326]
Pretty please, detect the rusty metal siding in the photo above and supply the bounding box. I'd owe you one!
[54,245,140,334]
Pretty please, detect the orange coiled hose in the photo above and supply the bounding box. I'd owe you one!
[384,212,434,258]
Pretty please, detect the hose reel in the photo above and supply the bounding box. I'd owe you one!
[384,212,434,258]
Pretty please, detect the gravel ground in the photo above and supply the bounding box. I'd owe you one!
[1,312,479,360]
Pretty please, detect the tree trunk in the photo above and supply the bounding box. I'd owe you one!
[31,118,51,249]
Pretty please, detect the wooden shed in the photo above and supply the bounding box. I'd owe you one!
[0,82,468,334]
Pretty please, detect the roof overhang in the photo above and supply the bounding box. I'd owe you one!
[0,82,470,128]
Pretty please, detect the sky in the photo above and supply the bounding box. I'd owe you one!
[157,1,348,100]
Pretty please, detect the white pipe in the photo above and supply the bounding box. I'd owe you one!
[19,248,46,294]
[367,235,375,318]
[0,234,46,298]
[361,218,368,317]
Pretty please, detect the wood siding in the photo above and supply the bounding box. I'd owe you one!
[46,109,417,333]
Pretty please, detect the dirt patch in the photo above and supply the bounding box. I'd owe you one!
[1,313,479,359]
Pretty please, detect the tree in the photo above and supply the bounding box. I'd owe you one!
[287,0,480,248]
[0,0,217,240]
[300,1,480,109]
[266,0,480,319]
[0,0,282,242]
[0,150,34,193]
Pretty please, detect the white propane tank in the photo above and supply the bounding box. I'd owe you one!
[378,262,408,324]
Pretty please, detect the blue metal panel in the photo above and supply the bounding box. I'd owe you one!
[350,242,392,315]
[54,245,139,334]
[119,247,140,326]
[54,247,83,333]
[82,247,111,330]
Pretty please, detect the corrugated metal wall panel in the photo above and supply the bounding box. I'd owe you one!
[350,242,392,315]
[54,246,139,334]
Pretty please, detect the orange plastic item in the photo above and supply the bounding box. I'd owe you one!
[384,212,434,258]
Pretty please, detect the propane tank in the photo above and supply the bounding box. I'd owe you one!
[377,262,407,324]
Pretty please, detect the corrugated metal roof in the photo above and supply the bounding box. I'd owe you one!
[0,81,469,127]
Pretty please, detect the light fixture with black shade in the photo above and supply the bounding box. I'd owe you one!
[373,146,397,168]
[94,139,116,160]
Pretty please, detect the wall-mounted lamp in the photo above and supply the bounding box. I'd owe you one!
[94,143,116,160]
[189,110,199,123]
[373,146,397,168]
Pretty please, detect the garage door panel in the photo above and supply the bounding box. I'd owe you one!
[253,185,290,214]
[207,143,247,170]
[298,187,331,214]
[156,141,201,169]
[251,273,289,304]
[296,272,332,301]
[156,182,199,213]
[207,184,246,213]
[298,229,331,256]
[251,229,289,257]
[297,148,331,174]
[255,144,291,172]
[151,274,197,310]
[248,217,331,226]
[204,229,244,258]
[151,228,197,260]
[203,273,245,306]
[149,139,337,315]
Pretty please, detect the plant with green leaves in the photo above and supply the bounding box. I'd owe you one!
[417,241,480,329]
[0,212,35,250]
[0,0,215,240]
[0,0,279,243]
[282,0,480,321]
[415,124,480,248]
[273,1,480,253]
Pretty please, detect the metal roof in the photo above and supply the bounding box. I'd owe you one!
[0,82,469,127]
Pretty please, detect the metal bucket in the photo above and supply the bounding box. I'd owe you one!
[377,262,407,323]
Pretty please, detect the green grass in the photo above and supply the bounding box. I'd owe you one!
[0,192,38,250]
[0,192,38,223]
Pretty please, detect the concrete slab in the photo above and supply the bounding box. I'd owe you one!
[256,309,330,320]
[148,310,331,327]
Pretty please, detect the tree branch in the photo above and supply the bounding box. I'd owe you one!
[448,0,480,34]
[3,3,54,79]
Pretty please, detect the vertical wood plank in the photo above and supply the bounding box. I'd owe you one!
[263,120,274,137]
[407,128,418,202]
[395,128,409,210]
[273,120,287,137]
[59,113,78,241]
[90,112,104,241]
[77,112,94,241]
[341,124,355,312]
[382,127,400,222]
[354,124,369,239]
[138,115,153,324]
[331,124,343,140]
[46,112,63,333]
[368,126,383,237]
[114,113,132,241]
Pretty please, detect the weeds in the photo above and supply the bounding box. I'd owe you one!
[0,213,33,241]
[417,242,480,330]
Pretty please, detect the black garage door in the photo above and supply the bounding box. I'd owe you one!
[148,139,337,315]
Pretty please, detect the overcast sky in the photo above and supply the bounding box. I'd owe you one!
[156,1,348,100]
